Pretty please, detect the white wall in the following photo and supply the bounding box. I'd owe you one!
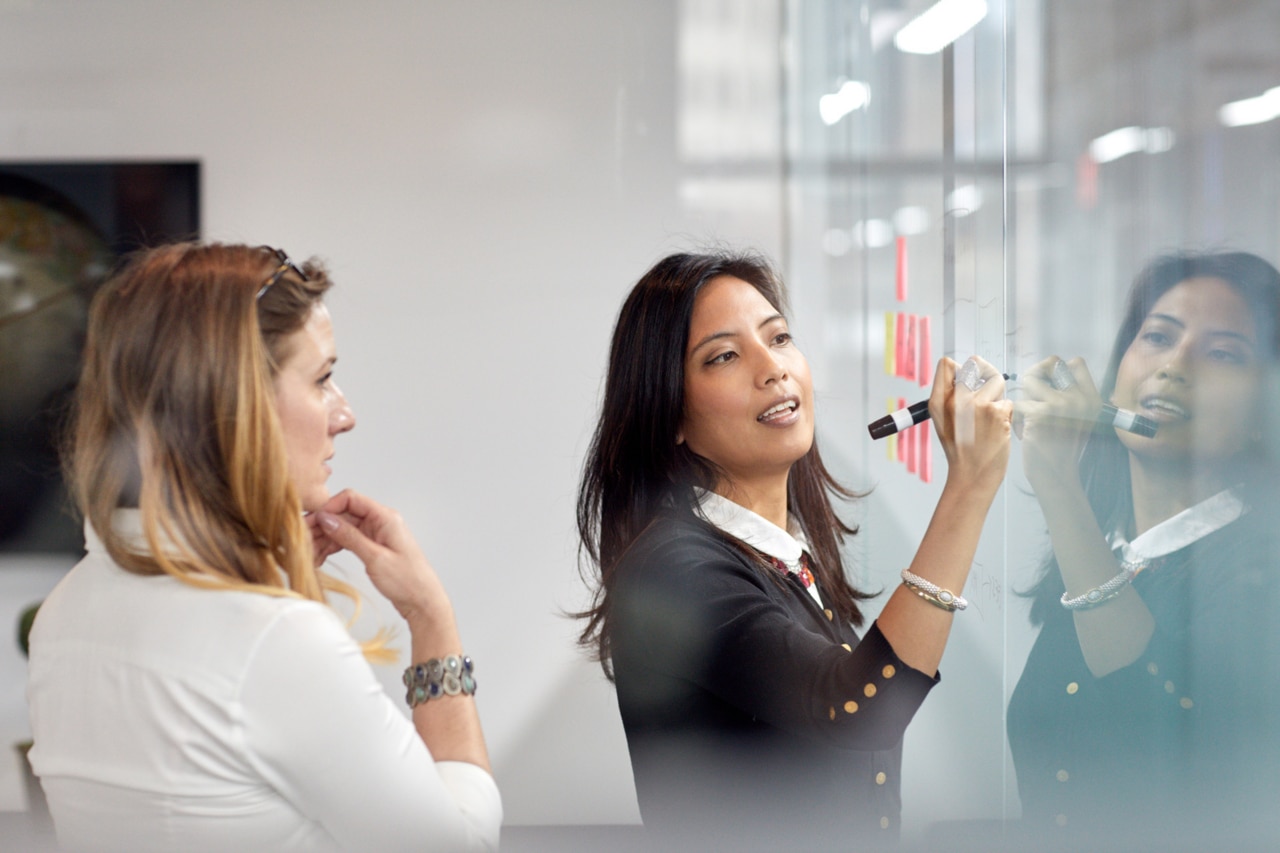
[0,0,785,824]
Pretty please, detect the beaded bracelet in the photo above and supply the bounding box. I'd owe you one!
[901,569,968,612]
[403,655,476,708]
[1060,567,1137,611]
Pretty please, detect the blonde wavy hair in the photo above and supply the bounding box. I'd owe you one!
[65,242,391,661]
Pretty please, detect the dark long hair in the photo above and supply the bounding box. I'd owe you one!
[576,251,870,676]
[1027,250,1280,623]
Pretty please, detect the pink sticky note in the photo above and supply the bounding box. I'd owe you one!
[904,314,917,381]
[918,316,933,387]
[905,420,917,474]
[895,236,908,302]
[918,421,932,483]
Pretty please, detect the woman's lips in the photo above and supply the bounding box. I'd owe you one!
[1139,395,1191,422]
[758,398,800,426]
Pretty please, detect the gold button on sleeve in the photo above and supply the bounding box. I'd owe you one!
[875,771,887,785]
[1066,682,1079,695]
[828,706,836,720]
[864,683,877,698]
[882,664,896,679]
[824,608,834,620]
[844,700,859,714]
[841,643,852,652]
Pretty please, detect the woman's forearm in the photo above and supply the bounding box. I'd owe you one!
[876,477,999,677]
[407,612,493,772]
[1034,478,1155,677]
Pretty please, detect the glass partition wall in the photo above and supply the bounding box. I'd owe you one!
[779,0,1280,845]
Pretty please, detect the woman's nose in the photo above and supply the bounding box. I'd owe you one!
[1155,345,1192,382]
[331,386,356,434]
[757,348,788,385]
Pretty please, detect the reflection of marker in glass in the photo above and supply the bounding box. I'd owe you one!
[1101,403,1158,438]
[867,379,1160,440]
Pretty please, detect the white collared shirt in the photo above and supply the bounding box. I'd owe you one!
[695,489,824,606]
[1111,487,1245,572]
[27,512,502,852]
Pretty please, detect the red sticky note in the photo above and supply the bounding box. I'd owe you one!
[896,398,907,462]
[918,421,932,483]
[905,421,917,474]
[918,316,932,387]
[895,236,908,302]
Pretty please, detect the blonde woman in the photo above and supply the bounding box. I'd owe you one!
[26,243,500,852]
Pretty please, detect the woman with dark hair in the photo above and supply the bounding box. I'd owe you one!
[26,243,500,851]
[577,251,1012,848]
[1008,250,1280,848]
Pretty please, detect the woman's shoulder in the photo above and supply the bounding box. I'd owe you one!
[620,511,746,571]
[32,547,344,668]
[612,510,771,605]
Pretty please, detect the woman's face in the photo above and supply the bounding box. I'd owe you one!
[273,303,356,512]
[680,275,814,487]
[1112,277,1262,469]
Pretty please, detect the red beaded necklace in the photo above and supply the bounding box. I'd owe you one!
[763,552,815,588]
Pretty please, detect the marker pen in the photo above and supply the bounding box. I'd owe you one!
[867,382,1159,440]
[867,374,1014,440]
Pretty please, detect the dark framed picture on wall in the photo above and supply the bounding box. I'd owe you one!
[0,162,200,553]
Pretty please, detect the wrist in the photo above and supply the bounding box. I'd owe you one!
[940,472,1001,510]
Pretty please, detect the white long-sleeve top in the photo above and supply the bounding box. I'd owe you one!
[26,512,501,852]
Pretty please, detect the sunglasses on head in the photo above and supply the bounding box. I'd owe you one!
[256,246,308,299]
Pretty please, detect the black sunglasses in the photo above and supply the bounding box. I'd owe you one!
[256,246,308,299]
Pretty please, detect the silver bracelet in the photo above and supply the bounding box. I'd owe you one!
[403,655,476,707]
[901,569,968,611]
[1060,567,1137,611]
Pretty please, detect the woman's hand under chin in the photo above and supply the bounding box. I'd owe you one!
[308,489,453,626]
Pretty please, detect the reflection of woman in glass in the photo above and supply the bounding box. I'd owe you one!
[1009,251,1280,847]
[576,252,1012,849]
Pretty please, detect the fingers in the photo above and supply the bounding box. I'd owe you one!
[312,509,390,567]
[1021,356,1098,399]
[317,488,382,523]
[958,355,1007,399]
[1016,356,1102,425]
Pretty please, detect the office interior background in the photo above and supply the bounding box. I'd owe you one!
[2,0,1278,843]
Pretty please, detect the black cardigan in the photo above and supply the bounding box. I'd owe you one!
[1007,516,1280,850]
[609,512,936,850]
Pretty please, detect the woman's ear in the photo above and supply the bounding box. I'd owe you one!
[676,431,685,445]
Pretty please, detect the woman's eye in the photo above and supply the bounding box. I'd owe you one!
[707,351,736,365]
[317,371,334,387]
[772,332,793,346]
[1140,330,1171,346]
[1207,348,1246,365]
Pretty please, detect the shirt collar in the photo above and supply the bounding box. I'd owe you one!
[694,488,810,571]
[1111,487,1245,566]
[85,509,178,557]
